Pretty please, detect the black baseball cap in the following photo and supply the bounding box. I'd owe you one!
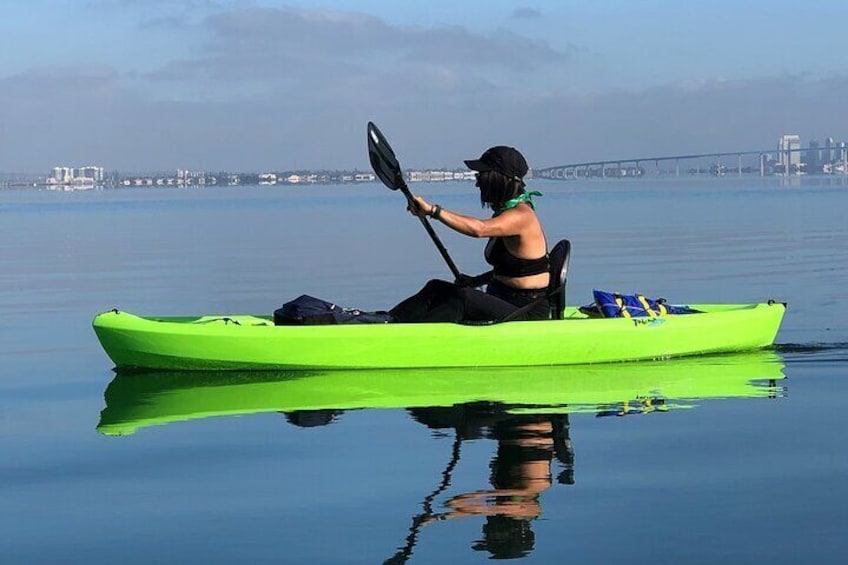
[464,146,529,180]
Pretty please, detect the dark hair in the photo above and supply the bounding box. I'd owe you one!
[472,515,535,559]
[478,170,526,211]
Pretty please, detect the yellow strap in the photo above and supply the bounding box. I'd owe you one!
[614,295,631,318]
[637,295,657,317]
[650,298,668,316]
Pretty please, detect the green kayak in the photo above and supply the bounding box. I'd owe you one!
[97,351,786,436]
[92,302,785,371]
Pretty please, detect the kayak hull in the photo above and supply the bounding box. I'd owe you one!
[92,303,786,371]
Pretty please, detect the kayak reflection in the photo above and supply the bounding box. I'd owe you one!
[97,352,785,561]
[98,351,786,436]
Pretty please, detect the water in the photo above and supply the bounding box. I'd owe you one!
[1,177,847,563]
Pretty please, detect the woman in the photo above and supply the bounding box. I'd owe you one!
[390,145,550,323]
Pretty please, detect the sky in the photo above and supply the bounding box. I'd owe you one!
[1,0,847,174]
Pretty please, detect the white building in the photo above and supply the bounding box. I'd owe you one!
[77,166,104,182]
[51,167,74,185]
[49,165,104,186]
[778,135,801,174]
[258,173,278,185]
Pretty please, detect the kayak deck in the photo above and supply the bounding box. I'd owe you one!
[92,302,786,371]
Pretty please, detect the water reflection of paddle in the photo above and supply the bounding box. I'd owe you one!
[383,433,463,565]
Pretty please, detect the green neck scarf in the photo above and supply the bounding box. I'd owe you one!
[497,190,543,214]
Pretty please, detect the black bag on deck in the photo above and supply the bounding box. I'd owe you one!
[274,294,393,326]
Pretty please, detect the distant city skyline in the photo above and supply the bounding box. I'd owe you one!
[31,132,848,181]
[2,1,848,173]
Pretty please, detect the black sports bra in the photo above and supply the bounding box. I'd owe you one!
[485,238,550,277]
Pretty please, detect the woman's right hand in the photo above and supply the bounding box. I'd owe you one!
[407,195,433,218]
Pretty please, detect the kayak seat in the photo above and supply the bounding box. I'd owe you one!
[547,239,571,320]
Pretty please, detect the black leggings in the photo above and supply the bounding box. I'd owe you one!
[389,279,550,323]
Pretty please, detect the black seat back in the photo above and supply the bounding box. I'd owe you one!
[547,239,571,320]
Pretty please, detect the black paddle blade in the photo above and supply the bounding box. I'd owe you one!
[367,121,406,190]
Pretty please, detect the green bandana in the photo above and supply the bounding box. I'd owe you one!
[498,190,543,213]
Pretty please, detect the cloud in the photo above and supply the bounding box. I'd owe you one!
[145,6,569,91]
[138,16,192,30]
[3,65,847,174]
[86,0,225,11]
[1,66,122,95]
[511,7,542,19]
[518,74,848,167]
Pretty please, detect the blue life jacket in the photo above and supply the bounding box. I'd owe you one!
[590,289,701,318]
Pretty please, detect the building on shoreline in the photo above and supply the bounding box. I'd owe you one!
[778,135,802,175]
[783,135,848,175]
[46,165,105,190]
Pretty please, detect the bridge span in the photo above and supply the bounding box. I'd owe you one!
[536,146,846,179]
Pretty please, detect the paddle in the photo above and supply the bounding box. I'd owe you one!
[367,121,461,279]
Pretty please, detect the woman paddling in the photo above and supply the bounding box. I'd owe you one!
[390,145,550,323]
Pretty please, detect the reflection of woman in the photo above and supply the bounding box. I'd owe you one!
[442,418,556,559]
[446,419,554,518]
[405,406,575,560]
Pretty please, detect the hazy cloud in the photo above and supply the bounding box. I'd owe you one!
[86,0,226,11]
[519,74,848,167]
[1,5,846,173]
[512,7,542,19]
[138,16,192,30]
[146,6,568,86]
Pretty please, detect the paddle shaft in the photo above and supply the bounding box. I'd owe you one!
[399,182,461,279]
[367,122,461,280]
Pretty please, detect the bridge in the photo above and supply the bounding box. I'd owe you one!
[536,146,848,180]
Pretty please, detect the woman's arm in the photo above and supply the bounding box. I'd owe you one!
[410,195,530,238]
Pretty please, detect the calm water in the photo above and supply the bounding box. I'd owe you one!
[2,177,847,564]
